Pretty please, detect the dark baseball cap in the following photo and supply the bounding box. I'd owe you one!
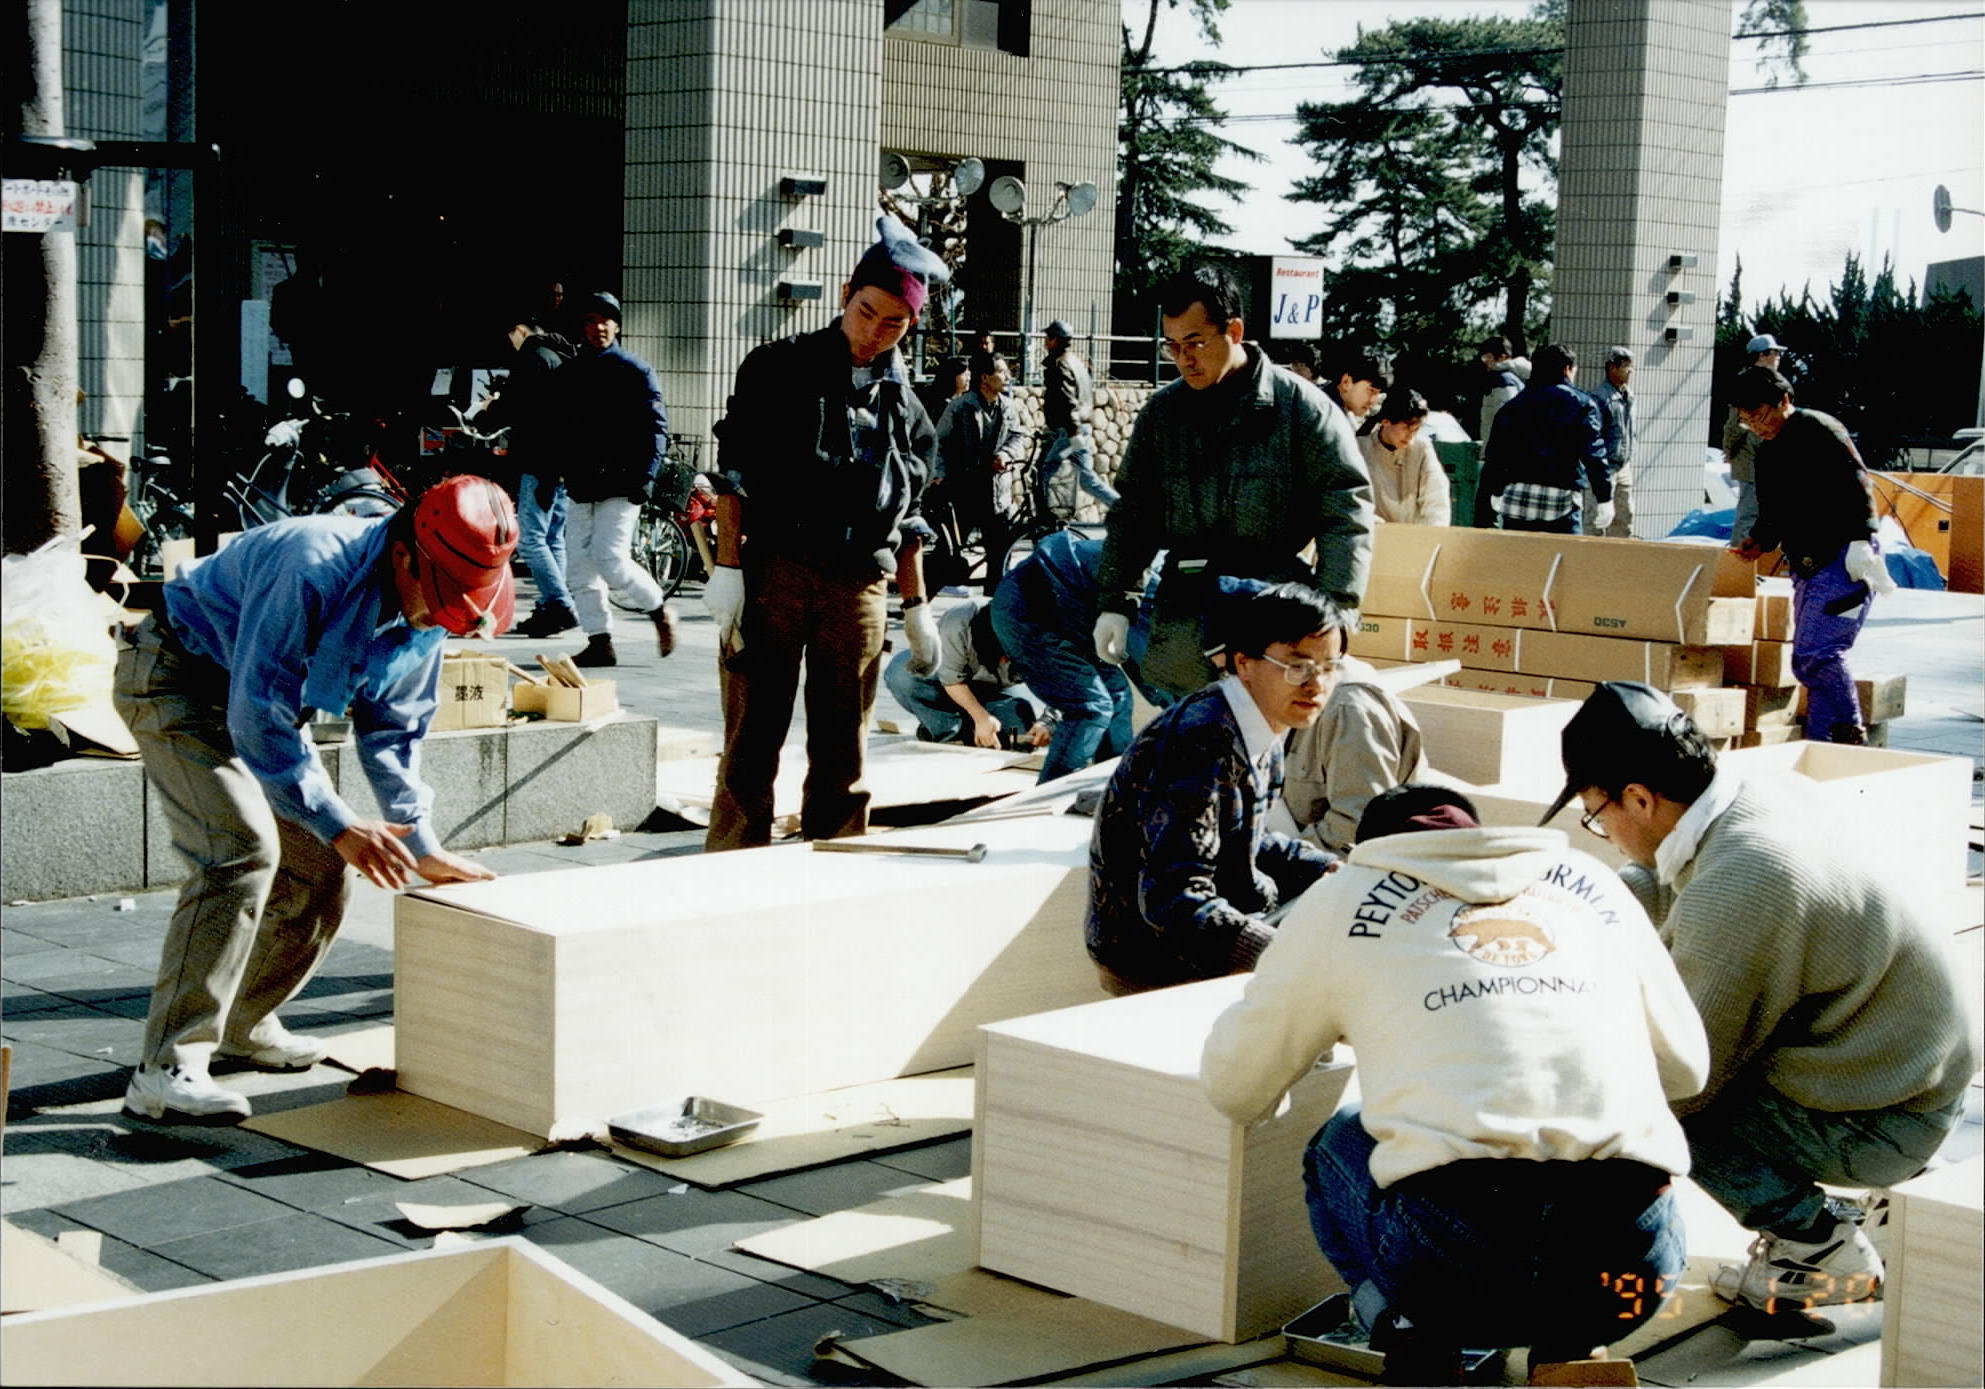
[1541,681,1698,824]
[1044,320,1074,340]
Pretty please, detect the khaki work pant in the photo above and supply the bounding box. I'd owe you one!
[705,553,886,851]
[113,616,350,1070]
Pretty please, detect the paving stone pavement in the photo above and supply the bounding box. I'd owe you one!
[2,576,1978,1386]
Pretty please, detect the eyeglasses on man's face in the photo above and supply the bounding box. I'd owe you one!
[1257,652,1344,687]
[1163,332,1226,358]
[1578,794,1614,839]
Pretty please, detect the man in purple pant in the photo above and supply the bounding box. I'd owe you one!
[1728,366,1890,744]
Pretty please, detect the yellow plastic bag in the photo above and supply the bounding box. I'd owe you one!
[2,540,123,731]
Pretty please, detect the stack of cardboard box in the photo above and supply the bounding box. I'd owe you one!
[1354,528,1904,751]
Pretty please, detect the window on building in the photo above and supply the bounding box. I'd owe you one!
[886,0,1029,56]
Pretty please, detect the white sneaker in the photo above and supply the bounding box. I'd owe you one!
[1712,1212,1884,1313]
[124,1063,251,1122]
[216,1020,328,1071]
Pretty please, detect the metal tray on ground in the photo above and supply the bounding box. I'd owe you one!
[1284,1294,1502,1380]
[608,1097,763,1157]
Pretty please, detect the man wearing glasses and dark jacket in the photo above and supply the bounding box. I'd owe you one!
[1086,584,1343,995]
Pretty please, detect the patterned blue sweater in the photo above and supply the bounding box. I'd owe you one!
[1086,684,1334,987]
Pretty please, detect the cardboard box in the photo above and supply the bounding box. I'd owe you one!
[1517,631,1724,690]
[973,978,1352,1342]
[1401,685,1580,791]
[431,650,510,732]
[1723,640,1796,688]
[396,814,1107,1136]
[1369,527,1758,644]
[1348,614,1419,662]
[1416,618,1521,673]
[0,1238,753,1387]
[1881,1157,1984,1388]
[1795,674,1907,727]
[1731,724,1804,749]
[1440,668,1597,703]
[1668,686,1747,739]
[512,680,618,722]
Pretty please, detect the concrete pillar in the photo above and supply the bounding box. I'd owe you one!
[1554,0,1732,538]
[623,0,883,447]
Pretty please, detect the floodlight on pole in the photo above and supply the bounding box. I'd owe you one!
[991,176,1100,384]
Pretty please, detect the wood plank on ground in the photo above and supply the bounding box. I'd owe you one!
[240,1090,545,1180]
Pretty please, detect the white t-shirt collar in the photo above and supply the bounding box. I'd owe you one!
[1656,764,1744,885]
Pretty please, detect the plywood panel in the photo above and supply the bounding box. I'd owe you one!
[1881,1156,1984,1388]
[975,980,1353,1341]
[1400,685,1580,792]
[0,1240,752,1388]
[396,814,1107,1135]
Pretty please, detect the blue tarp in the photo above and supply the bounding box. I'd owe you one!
[1662,511,1946,590]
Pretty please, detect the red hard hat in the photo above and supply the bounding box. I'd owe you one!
[410,476,518,636]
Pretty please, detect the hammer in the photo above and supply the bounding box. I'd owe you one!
[812,839,988,863]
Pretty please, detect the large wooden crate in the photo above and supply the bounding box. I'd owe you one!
[972,977,1353,1342]
[0,1238,753,1387]
[396,814,1105,1136]
[1881,1156,1984,1388]
[1400,685,1579,795]
[1720,741,1974,891]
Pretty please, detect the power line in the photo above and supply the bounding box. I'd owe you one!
[1141,10,1985,78]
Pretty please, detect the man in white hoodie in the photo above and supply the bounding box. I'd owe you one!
[1203,784,1708,1379]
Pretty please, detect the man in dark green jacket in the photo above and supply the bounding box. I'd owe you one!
[1093,265,1373,702]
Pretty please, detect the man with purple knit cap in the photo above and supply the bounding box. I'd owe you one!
[702,216,948,850]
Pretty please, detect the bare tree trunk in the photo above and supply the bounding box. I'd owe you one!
[5,0,82,554]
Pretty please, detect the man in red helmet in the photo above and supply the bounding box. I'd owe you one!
[113,478,515,1123]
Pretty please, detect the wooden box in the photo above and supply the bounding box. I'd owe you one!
[1668,686,1747,739]
[1881,1157,1984,1388]
[1724,640,1796,689]
[1440,668,1596,703]
[1795,674,1908,727]
[973,978,1354,1342]
[1400,685,1579,793]
[396,814,1105,1136]
[0,1237,753,1387]
[512,680,618,722]
[431,650,510,732]
[1515,631,1724,691]
[1720,741,1975,892]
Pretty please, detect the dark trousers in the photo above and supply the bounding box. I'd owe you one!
[706,553,886,851]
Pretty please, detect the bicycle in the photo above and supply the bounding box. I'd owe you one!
[615,435,715,609]
[923,429,1076,593]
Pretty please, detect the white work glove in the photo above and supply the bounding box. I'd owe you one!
[904,603,941,676]
[1844,540,1897,595]
[1093,612,1130,667]
[702,564,746,646]
[1591,500,1617,531]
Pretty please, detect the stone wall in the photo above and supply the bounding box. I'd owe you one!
[1004,380,1156,521]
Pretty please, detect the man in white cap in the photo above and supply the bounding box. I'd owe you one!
[701,216,945,850]
[115,477,513,1122]
[1721,333,1785,545]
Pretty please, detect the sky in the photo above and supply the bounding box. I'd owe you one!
[1136,0,1985,311]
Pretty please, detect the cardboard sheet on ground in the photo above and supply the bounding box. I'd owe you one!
[655,738,1037,823]
[241,1090,545,1179]
[393,1200,528,1232]
[606,1067,974,1186]
[832,1295,1209,1386]
[1,1221,143,1312]
[320,1022,395,1076]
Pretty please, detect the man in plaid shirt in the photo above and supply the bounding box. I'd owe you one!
[1474,344,1613,535]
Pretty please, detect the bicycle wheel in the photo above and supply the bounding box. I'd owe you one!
[615,505,691,608]
[131,505,195,578]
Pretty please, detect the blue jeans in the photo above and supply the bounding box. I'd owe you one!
[1680,1077,1961,1234]
[1037,429,1119,510]
[881,648,1032,745]
[517,473,570,609]
[991,568,1131,783]
[1790,546,1873,741]
[1304,1106,1685,1352]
